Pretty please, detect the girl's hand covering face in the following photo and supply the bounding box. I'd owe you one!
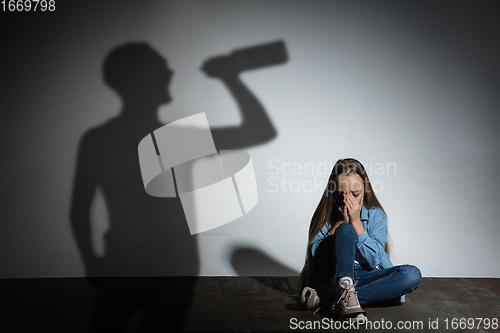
[341,191,363,223]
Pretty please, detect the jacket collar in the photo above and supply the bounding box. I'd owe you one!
[360,205,369,221]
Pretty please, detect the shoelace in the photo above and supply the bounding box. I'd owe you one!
[336,284,359,308]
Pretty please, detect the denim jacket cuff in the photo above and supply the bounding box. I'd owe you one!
[357,230,369,245]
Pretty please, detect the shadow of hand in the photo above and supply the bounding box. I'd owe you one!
[201,55,239,80]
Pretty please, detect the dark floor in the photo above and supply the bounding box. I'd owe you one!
[1,277,499,332]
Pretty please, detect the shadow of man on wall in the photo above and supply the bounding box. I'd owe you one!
[70,41,286,331]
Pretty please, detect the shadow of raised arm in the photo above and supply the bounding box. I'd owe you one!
[201,41,287,150]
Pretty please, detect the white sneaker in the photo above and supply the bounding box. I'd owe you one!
[300,286,321,310]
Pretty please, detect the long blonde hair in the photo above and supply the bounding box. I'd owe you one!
[297,158,389,292]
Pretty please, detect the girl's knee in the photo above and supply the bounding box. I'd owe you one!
[399,265,422,290]
[335,222,357,237]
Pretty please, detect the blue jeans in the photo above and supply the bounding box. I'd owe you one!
[313,222,421,305]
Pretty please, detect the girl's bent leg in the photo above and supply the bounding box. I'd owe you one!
[332,223,357,283]
[314,222,357,291]
[355,264,422,306]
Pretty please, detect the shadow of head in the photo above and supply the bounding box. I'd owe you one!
[230,247,299,276]
[231,247,302,310]
[103,42,174,106]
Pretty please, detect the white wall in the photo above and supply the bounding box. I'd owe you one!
[1,1,499,278]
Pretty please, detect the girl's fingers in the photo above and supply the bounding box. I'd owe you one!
[343,192,363,215]
[347,197,353,210]
[347,193,356,208]
[351,193,360,209]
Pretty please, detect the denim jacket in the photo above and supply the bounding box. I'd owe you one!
[310,205,405,302]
